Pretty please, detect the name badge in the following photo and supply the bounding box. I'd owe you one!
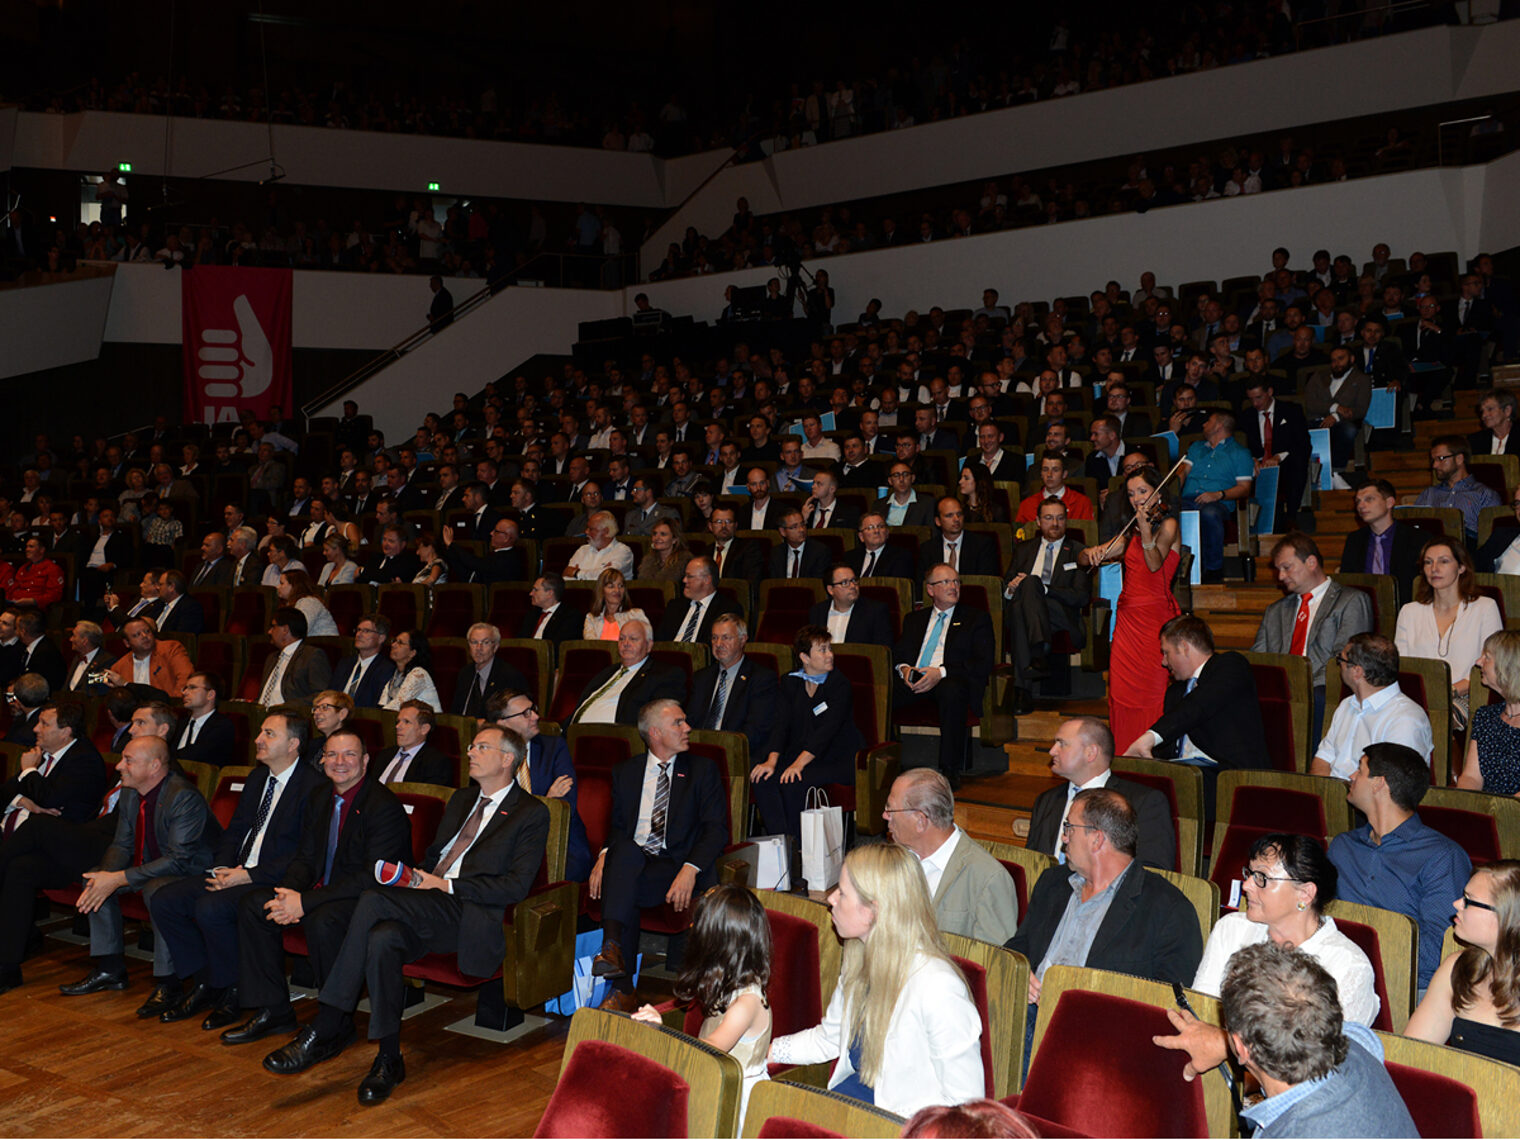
[1063,562,1078,571]
[812,701,829,716]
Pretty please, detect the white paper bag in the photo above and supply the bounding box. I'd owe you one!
[800,788,845,893]
[749,833,792,891]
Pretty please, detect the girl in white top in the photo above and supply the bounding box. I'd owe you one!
[1192,834,1379,1026]
[378,629,443,712]
[768,844,984,1117]
[1395,538,1502,730]
[633,884,773,1117]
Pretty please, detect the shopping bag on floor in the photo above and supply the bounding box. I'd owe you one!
[543,929,643,1015]
[800,788,845,893]
[748,833,792,891]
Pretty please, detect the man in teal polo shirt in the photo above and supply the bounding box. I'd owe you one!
[1178,412,1254,583]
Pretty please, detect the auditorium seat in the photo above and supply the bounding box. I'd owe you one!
[1324,897,1416,1032]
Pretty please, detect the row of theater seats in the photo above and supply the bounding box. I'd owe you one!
[535,888,1520,1139]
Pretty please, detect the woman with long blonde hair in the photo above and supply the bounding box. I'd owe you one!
[767,843,984,1116]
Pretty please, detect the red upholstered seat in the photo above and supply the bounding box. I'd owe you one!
[346,716,386,760]
[549,646,619,724]
[189,587,224,633]
[224,588,272,636]
[1417,806,1501,865]
[755,585,819,644]
[649,646,698,690]
[238,641,280,701]
[1330,917,1394,1031]
[998,859,1031,924]
[487,584,533,637]
[856,583,904,640]
[376,585,423,632]
[209,772,248,828]
[1013,989,1210,1137]
[950,953,997,1098]
[324,585,369,636]
[757,1119,842,1139]
[1247,661,1301,773]
[425,584,479,639]
[1224,786,1326,836]
[627,585,672,629]
[429,639,471,693]
[497,643,547,707]
[534,1039,691,1139]
[1210,826,1319,904]
[1384,1061,1482,1139]
[46,885,151,922]
[394,790,448,864]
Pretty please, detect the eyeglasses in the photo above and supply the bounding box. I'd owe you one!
[1430,453,1456,464]
[882,807,925,817]
[1461,894,1498,912]
[312,703,341,713]
[926,578,960,588]
[1240,866,1300,889]
[830,577,858,588]
[1060,821,1099,835]
[499,703,538,720]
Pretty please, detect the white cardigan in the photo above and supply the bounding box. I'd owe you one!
[769,953,984,1117]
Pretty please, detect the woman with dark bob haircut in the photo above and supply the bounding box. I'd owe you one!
[1191,833,1379,1025]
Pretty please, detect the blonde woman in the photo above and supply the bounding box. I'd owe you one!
[582,567,649,641]
[1462,630,1520,796]
[767,844,984,1116]
[635,519,690,584]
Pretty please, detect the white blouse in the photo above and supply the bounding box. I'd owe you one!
[379,666,442,713]
[1192,911,1380,1026]
[1394,596,1502,689]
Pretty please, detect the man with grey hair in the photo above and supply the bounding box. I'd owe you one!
[589,699,727,1012]
[229,525,261,588]
[565,511,634,580]
[263,723,550,1104]
[884,769,1018,944]
[569,618,684,725]
[654,557,740,644]
[65,620,105,692]
[1154,941,1416,1138]
[449,622,527,719]
[1312,633,1433,780]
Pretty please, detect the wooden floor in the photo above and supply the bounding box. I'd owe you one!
[0,923,623,1136]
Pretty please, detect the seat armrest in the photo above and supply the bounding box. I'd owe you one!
[502,879,578,1009]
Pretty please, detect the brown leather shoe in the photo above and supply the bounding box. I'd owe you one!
[590,940,627,979]
[597,988,640,1013]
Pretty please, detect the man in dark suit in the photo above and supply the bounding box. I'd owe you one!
[330,615,397,711]
[148,707,323,1028]
[517,574,584,650]
[188,532,236,589]
[450,622,529,719]
[1343,480,1424,607]
[707,507,764,592]
[0,698,108,831]
[589,699,728,1011]
[58,735,219,1005]
[458,483,501,542]
[63,620,108,693]
[892,567,995,790]
[1025,718,1176,870]
[2,672,48,747]
[569,620,686,726]
[13,610,64,693]
[1470,390,1520,458]
[152,571,206,635]
[262,723,548,1101]
[809,564,894,647]
[1008,789,1202,996]
[655,558,742,644]
[79,506,134,615]
[371,701,455,786]
[258,609,333,708]
[1242,377,1312,531]
[916,496,1001,581]
[172,671,239,767]
[442,516,524,585]
[1357,316,1412,394]
[767,510,833,581]
[359,527,422,586]
[846,514,915,580]
[1128,615,1272,813]
[221,727,411,1047]
[836,434,884,490]
[687,615,778,764]
[872,462,938,528]
[800,470,860,532]
[1003,498,1088,712]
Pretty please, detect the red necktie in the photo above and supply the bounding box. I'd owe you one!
[1289,593,1312,657]
[133,797,148,865]
[1261,411,1273,456]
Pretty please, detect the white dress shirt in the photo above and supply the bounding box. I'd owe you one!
[439,784,511,880]
[631,751,698,869]
[578,657,646,724]
[917,826,962,897]
[1314,683,1435,780]
[914,605,955,675]
[825,604,853,645]
[244,761,299,868]
[177,710,214,750]
[571,539,635,581]
[532,603,561,638]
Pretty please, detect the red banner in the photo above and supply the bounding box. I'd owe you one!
[181,267,294,427]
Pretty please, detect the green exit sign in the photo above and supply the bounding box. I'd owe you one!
[427,181,440,192]
[117,162,132,173]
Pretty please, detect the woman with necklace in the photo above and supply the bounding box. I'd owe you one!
[1395,538,1501,732]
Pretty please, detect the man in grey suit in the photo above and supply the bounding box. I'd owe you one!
[1024,717,1176,871]
[1253,533,1373,741]
[58,735,218,1008]
[884,769,1018,945]
[259,607,334,708]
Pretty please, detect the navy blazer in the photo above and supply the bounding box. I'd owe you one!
[18,637,66,692]
[608,751,728,875]
[0,736,109,823]
[280,776,412,907]
[807,597,894,647]
[156,595,207,635]
[214,760,323,884]
[766,671,864,785]
[331,653,398,709]
[892,604,996,715]
[917,530,1002,579]
[686,656,779,763]
[575,660,687,725]
[766,541,833,581]
[173,710,240,767]
[527,734,592,881]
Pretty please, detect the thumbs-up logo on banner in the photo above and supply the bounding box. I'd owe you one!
[197,294,272,400]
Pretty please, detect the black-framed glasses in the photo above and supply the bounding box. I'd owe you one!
[1462,894,1498,912]
[499,703,539,720]
[1061,821,1099,835]
[1241,866,1300,889]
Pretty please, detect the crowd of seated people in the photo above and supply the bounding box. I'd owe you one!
[3,239,1520,1126]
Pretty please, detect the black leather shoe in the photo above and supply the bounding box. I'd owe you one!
[59,969,129,996]
[136,981,183,1019]
[202,988,240,1031]
[357,1054,406,1105]
[263,1025,355,1074]
[160,982,215,1023]
[221,1007,298,1046]
[1010,687,1035,716]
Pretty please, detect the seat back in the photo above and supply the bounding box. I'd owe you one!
[1332,573,1399,640]
[755,580,826,644]
[324,583,371,636]
[756,889,842,1014]
[1112,756,1204,876]
[424,583,481,639]
[1154,869,1220,945]
[687,730,750,847]
[567,722,645,778]
[1324,898,1418,1032]
[376,583,426,633]
[975,839,1054,925]
[741,1080,905,1139]
[1024,967,1230,1138]
[943,932,1028,1099]
[224,587,275,636]
[1212,769,1350,854]
[391,784,452,864]
[627,580,676,630]
[487,582,534,636]
[857,576,910,641]
[650,641,709,691]
[1378,1030,1520,1139]
[208,765,254,827]
[1415,786,1511,864]
[742,642,793,682]
[195,634,247,701]
[189,586,227,633]
[238,640,280,702]
[548,640,620,723]
[1239,651,1312,773]
[829,643,890,748]
[497,639,553,715]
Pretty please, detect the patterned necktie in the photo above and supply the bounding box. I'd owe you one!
[917,610,948,669]
[864,550,878,578]
[706,668,730,729]
[644,762,671,855]
[946,541,958,571]
[1370,534,1386,575]
[433,795,491,877]
[680,600,703,642]
[260,652,289,706]
[239,775,279,863]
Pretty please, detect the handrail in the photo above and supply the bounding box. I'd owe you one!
[1295,0,1435,28]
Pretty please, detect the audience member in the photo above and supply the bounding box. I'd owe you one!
[1461,630,1520,795]
[1312,633,1433,780]
[1395,537,1501,732]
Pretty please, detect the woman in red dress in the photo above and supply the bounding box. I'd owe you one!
[1082,466,1181,752]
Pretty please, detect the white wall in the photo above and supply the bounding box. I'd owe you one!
[0,271,115,379]
[640,21,1520,275]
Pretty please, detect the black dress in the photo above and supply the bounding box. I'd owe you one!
[1446,1016,1520,1065]
[752,671,864,842]
[1469,704,1520,795]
